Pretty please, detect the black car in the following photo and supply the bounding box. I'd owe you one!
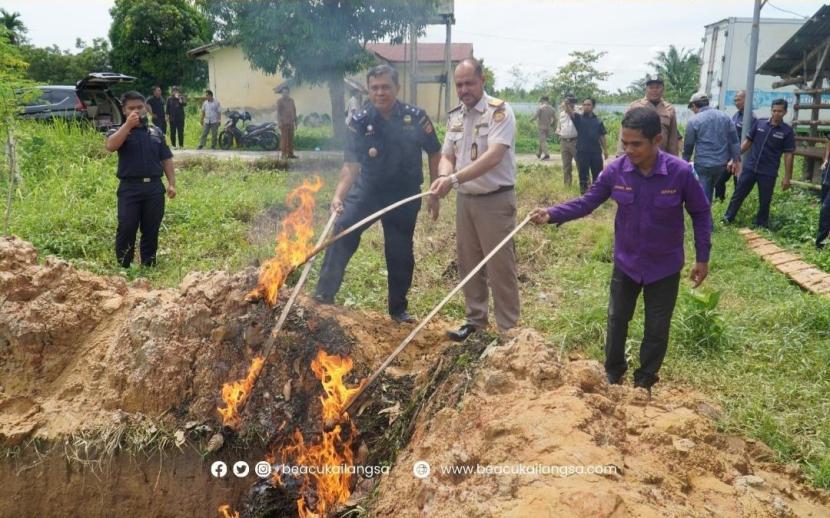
[18,72,136,131]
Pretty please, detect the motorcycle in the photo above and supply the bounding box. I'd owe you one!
[219,110,279,150]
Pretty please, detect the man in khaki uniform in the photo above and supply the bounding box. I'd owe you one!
[619,76,680,156]
[558,95,578,186]
[530,96,556,160]
[276,86,298,159]
[431,58,520,341]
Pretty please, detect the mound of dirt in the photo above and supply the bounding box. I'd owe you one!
[372,329,830,517]
[1,236,828,517]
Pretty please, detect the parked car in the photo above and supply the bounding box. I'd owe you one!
[17,72,136,131]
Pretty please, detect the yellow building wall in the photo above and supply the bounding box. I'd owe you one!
[201,46,459,123]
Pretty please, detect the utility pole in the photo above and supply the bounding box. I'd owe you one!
[742,0,765,144]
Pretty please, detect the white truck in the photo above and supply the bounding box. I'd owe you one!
[699,16,805,120]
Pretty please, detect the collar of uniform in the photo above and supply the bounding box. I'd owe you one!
[698,105,712,113]
[462,94,489,115]
[621,150,669,176]
[766,118,784,128]
[366,100,404,122]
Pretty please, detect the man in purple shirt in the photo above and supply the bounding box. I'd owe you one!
[530,107,711,393]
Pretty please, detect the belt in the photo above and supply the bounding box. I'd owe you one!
[463,185,514,197]
[119,176,161,183]
[560,136,577,141]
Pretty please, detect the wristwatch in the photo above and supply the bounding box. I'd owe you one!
[449,173,460,189]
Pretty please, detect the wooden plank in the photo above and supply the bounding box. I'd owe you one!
[791,180,823,192]
[795,147,826,159]
[793,120,830,126]
[794,104,830,111]
[740,230,830,298]
[777,260,813,274]
[754,243,784,256]
[794,88,830,95]
[765,252,802,266]
[795,135,829,143]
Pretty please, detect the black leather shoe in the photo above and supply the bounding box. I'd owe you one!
[606,374,623,385]
[446,324,477,342]
[313,293,334,305]
[391,311,416,324]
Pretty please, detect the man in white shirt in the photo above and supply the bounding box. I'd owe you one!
[558,95,578,187]
[198,90,222,150]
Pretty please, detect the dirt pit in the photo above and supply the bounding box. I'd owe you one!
[1,235,828,517]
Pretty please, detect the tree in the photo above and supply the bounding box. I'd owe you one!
[544,50,610,103]
[203,0,438,141]
[109,0,212,92]
[0,9,26,45]
[21,39,111,85]
[648,45,701,104]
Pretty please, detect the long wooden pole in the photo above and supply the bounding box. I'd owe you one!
[335,213,534,423]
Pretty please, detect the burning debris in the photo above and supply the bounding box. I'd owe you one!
[270,350,361,517]
[218,355,266,429]
[246,177,323,306]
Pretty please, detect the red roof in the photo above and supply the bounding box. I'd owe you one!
[366,42,474,63]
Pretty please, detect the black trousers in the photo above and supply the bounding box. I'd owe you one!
[315,186,420,316]
[605,266,680,388]
[115,180,165,267]
[153,117,167,135]
[817,186,830,247]
[576,151,603,194]
[724,170,777,228]
[169,119,184,147]
[714,168,736,202]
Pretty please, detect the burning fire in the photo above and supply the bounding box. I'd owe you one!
[218,355,265,429]
[217,504,239,518]
[273,350,362,517]
[247,177,323,306]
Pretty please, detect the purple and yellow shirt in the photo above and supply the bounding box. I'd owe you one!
[546,151,712,284]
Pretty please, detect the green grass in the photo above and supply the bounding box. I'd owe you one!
[3,119,294,286]
[2,120,829,487]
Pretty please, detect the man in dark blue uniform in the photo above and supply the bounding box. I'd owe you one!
[314,65,441,323]
[723,98,795,229]
[106,91,177,268]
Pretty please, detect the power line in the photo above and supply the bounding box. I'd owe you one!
[765,2,810,19]
[453,29,699,49]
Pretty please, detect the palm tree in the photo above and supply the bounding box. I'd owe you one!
[649,45,701,104]
[1,9,27,45]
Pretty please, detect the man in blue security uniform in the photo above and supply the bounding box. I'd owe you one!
[723,98,795,229]
[106,91,177,268]
[314,65,441,323]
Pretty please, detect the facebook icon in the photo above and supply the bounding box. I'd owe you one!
[211,461,228,478]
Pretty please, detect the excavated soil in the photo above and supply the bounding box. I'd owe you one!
[1,236,829,517]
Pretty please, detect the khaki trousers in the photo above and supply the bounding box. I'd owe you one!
[538,128,550,156]
[456,189,520,331]
[279,124,295,157]
[560,138,577,186]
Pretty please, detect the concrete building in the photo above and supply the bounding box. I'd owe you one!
[186,42,474,123]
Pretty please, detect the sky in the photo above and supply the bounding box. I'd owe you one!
[3,0,827,90]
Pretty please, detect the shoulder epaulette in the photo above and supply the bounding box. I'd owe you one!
[448,103,463,114]
[487,97,505,108]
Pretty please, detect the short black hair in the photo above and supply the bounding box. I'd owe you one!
[771,98,788,110]
[205,89,214,96]
[121,91,145,104]
[583,97,596,107]
[621,106,661,139]
[366,64,399,86]
[693,99,710,108]
[540,95,550,102]
[457,57,484,77]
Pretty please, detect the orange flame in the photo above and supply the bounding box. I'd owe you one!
[218,355,265,429]
[274,350,361,517]
[217,504,239,518]
[247,177,323,306]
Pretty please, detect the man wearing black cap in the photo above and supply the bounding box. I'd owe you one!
[620,75,680,156]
